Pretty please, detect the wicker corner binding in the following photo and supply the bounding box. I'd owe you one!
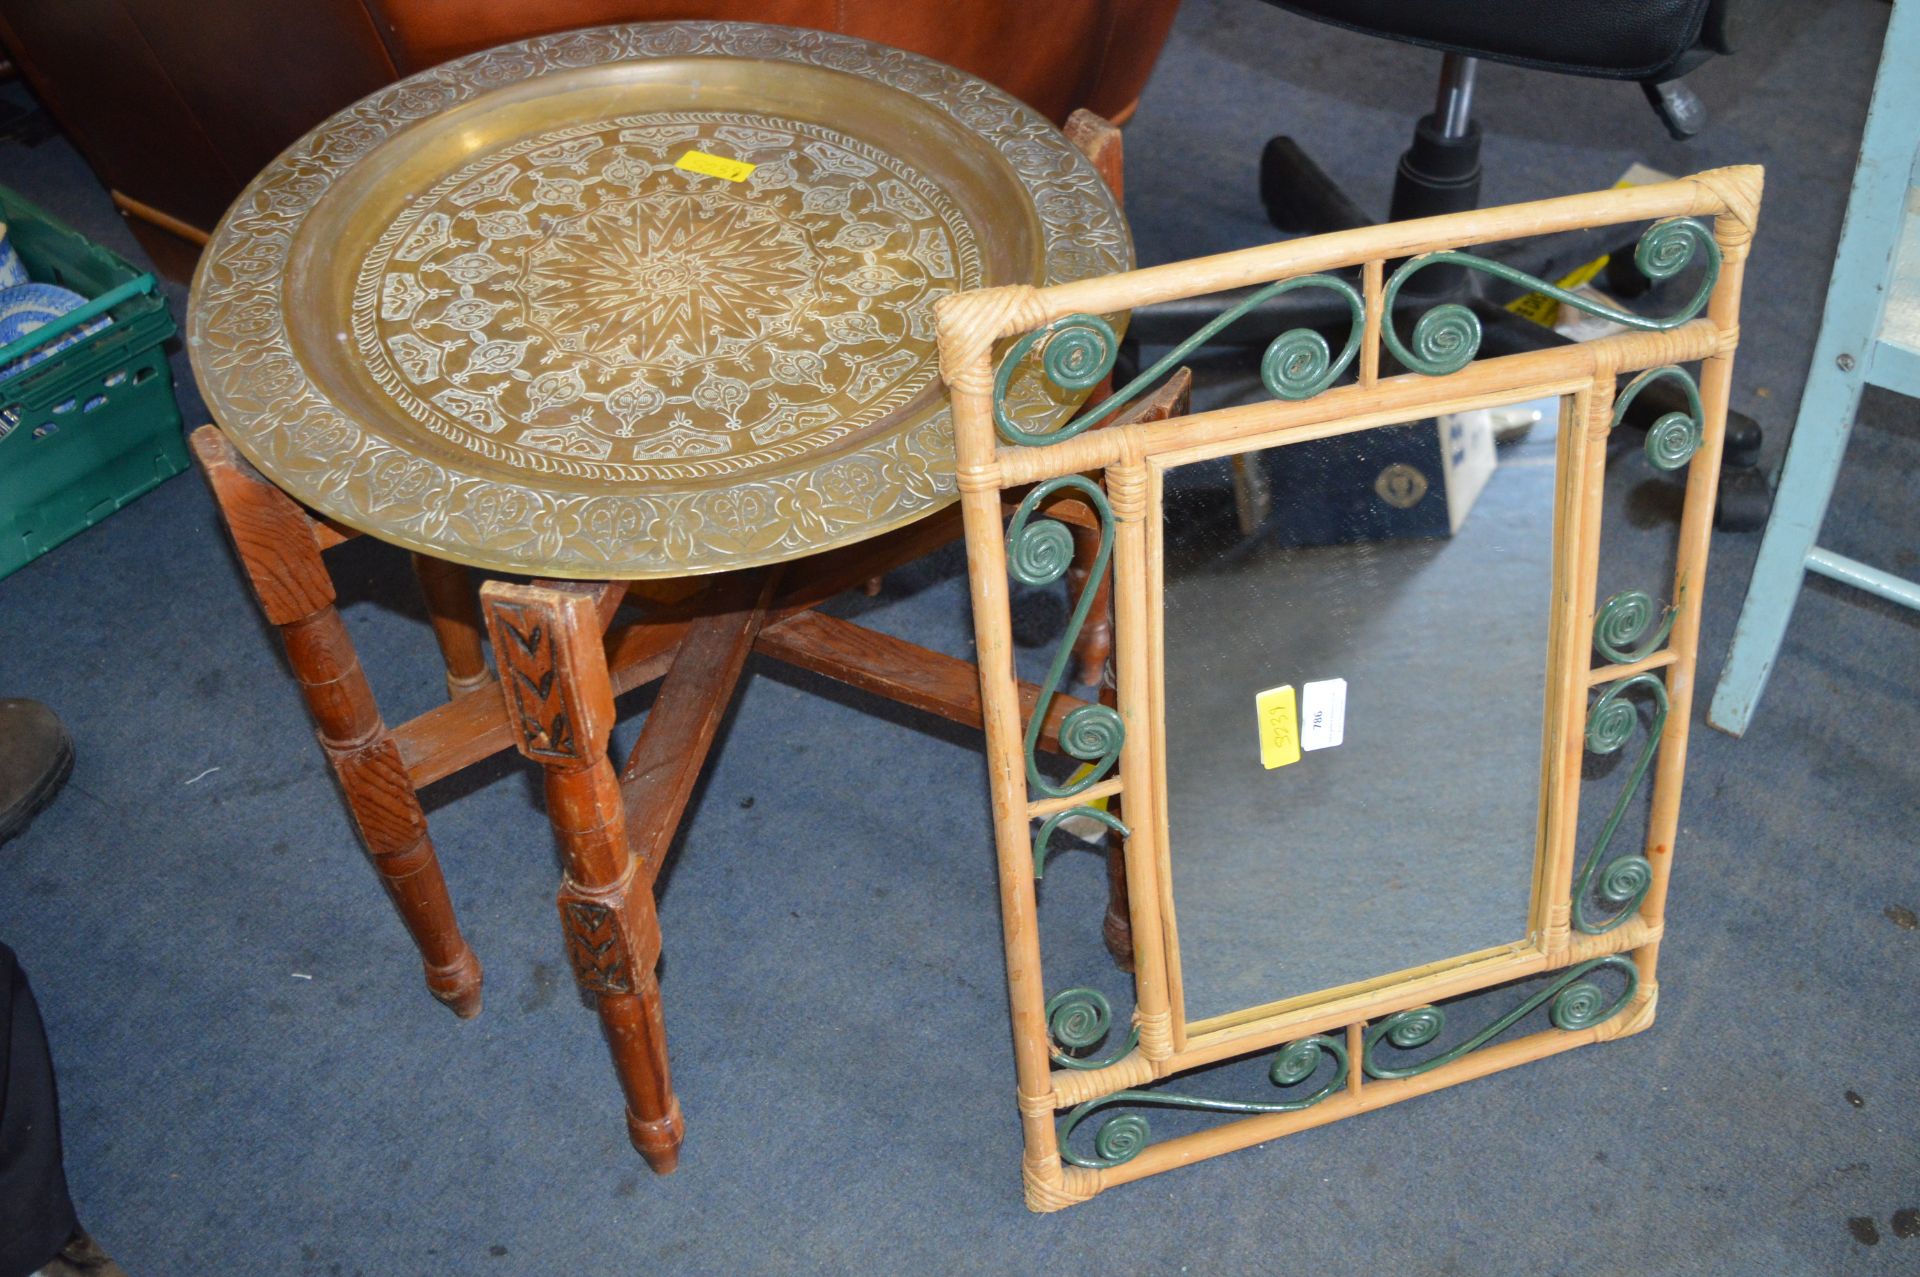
[938,166,1762,1209]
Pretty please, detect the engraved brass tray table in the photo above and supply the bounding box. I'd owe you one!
[185,21,1141,1175]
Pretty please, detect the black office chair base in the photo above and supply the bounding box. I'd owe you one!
[1260,136,1368,234]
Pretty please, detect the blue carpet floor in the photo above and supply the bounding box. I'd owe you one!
[1,1,1916,1272]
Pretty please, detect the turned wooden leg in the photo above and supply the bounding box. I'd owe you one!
[483,580,683,1172]
[1102,794,1134,973]
[411,553,490,699]
[192,427,482,1016]
[1066,525,1115,688]
[284,611,484,1015]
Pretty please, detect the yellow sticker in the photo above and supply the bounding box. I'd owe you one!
[1507,164,1670,326]
[674,150,757,183]
[1063,762,1110,812]
[1255,685,1301,770]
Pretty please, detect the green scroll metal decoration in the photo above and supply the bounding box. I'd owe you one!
[1578,590,1675,932]
[1012,474,1136,1071]
[1036,806,1137,1071]
[1382,217,1721,377]
[1033,806,1130,879]
[1592,588,1677,664]
[1612,365,1706,470]
[1057,1035,1348,1168]
[992,274,1365,446]
[1574,671,1669,933]
[1045,987,1141,1072]
[1363,956,1639,1080]
[1007,476,1124,800]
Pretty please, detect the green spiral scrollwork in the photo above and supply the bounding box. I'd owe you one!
[1573,672,1669,933]
[1057,1035,1349,1168]
[1007,476,1123,799]
[1362,957,1640,1080]
[1045,987,1141,1072]
[1036,806,1137,1071]
[1007,515,1074,584]
[1612,365,1705,470]
[992,275,1365,446]
[1381,217,1722,377]
[1644,413,1701,470]
[1592,589,1677,664]
[1033,806,1130,879]
[1380,297,1481,378]
[1038,316,1118,392]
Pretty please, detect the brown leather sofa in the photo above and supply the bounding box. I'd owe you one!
[0,0,1180,279]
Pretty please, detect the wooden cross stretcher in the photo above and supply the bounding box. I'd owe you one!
[189,353,1185,1171]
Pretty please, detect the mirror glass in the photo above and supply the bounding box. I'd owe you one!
[1162,397,1562,1025]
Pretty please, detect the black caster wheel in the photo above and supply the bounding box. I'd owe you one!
[1714,464,1773,533]
[1722,410,1763,470]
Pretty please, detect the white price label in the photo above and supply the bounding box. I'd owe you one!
[1300,678,1347,752]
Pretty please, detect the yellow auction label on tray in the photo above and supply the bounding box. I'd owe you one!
[1255,684,1301,770]
[675,150,757,182]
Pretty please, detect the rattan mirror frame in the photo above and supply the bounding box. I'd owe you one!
[938,167,1761,1210]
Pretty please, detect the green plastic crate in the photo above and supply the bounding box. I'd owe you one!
[0,184,187,578]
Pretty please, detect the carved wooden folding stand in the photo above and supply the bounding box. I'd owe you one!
[192,374,1188,1169]
[186,21,1158,1175]
[941,167,1761,1208]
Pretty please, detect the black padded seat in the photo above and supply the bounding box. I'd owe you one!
[1264,0,1731,82]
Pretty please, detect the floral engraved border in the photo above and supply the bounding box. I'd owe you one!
[187,21,1133,578]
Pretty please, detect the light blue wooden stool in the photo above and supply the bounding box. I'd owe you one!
[1709,0,1920,736]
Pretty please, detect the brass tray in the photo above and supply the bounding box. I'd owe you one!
[188,21,1131,578]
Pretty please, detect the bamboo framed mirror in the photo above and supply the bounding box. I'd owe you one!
[938,167,1760,1210]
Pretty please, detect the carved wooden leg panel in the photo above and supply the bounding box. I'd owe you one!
[411,553,490,699]
[191,427,482,1016]
[484,581,684,1172]
[284,613,484,1016]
